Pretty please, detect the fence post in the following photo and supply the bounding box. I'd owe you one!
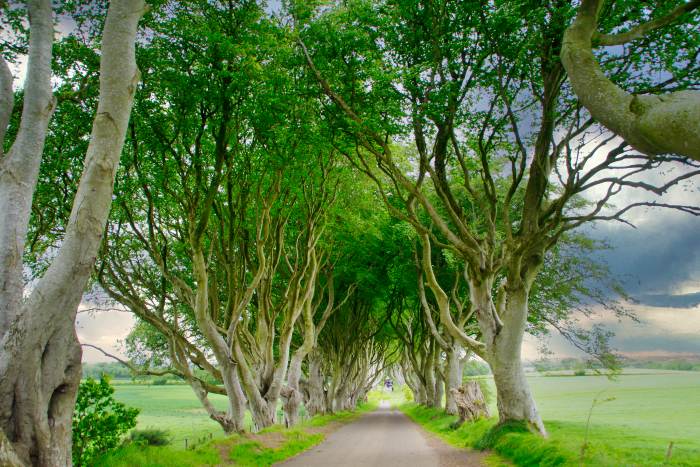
[665,441,674,462]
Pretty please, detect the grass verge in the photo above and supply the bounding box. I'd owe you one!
[94,401,377,466]
[399,403,700,466]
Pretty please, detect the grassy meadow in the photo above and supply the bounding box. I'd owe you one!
[520,370,700,463]
[111,382,244,448]
[110,382,313,449]
[402,369,700,466]
[98,388,378,466]
[107,370,700,465]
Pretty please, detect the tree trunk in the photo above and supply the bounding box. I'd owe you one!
[0,0,54,334]
[560,0,700,161]
[444,343,462,415]
[0,311,82,466]
[220,362,247,432]
[281,355,304,427]
[433,366,444,408]
[0,2,145,465]
[451,380,490,427]
[232,342,276,430]
[188,375,243,434]
[488,287,546,435]
[422,347,438,408]
[303,353,326,416]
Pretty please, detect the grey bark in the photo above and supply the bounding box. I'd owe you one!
[418,232,545,434]
[0,0,54,334]
[561,0,700,161]
[0,1,146,465]
[0,56,14,156]
[188,248,248,433]
[303,352,326,416]
[483,286,546,435]
[451,380,490,427]
[444,343,462,415]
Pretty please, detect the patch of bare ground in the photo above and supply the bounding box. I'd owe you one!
[305,420,344,436]
[214,419,350,466]
[417,422,488,467]
[246,431,288,449]
[213,430,287,465]
[215,441,232,466]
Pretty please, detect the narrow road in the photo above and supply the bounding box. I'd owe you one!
[278,402,485,467]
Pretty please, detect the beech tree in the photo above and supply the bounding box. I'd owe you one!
[297,0,699,434]
[561,0,700,161]
[87,0,362,432]
[0,1,146,465]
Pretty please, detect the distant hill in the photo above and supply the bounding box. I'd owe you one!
[82,362,134,379]
[529,354,700,373]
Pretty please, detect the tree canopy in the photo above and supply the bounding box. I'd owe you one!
[0,0,697,462]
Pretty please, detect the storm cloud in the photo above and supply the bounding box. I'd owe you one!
[585,213,700,298]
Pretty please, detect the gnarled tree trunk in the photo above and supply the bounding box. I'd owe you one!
[561,0,700,161]
[485,286,545,435]
[451,380,490,427]
[444,343,462,415]
[303,352,326,416]
[0,1,145,465]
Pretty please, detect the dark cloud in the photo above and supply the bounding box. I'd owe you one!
[613,333,700,354]
[636,292,700,309]
[584,213,700,296]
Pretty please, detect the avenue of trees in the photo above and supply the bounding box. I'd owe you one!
[0,0,698,465]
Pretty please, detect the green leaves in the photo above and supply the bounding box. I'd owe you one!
[72,377,139,467]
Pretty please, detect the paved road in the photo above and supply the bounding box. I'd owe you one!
[278,402,484,467]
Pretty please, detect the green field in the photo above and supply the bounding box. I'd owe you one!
[522,371,700,445]
[111,382,247,448]
[112,371,700,465]
[111,383,302,449]
[455,370,700,465]
[521,371,700,465]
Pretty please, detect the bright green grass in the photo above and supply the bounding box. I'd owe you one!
[521,371,700,446]
[219,402,376,466]
[523,371,700,465]
[96,393,377,466]
[108,372,700,465]
[403,370,700,466]
[111,383,257,447]
[223,430,324,467]
[94,444,221,467]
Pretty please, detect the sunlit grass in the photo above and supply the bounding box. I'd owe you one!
[95,395,377,466]
[400,370,700,466]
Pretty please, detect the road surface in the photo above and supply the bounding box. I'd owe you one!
[278,402,484,467]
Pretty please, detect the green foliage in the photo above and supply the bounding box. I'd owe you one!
[402,384,414,402]
[82,362,134,380]
[72,377,139,466]
[463,360,492,376]
[129,428,171,447]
